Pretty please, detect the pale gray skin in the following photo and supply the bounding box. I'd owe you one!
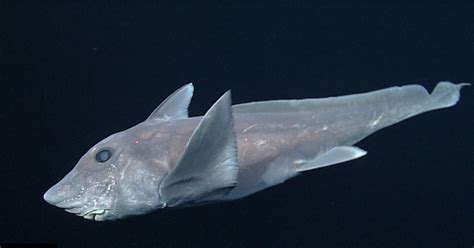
[43,81,468,221]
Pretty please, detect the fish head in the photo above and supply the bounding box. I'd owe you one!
[43,128,166,221]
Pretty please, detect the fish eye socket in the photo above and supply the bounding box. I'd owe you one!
[96,148,112,163]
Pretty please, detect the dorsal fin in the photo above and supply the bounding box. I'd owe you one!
[159,91,239,207]
[146,83,194,122]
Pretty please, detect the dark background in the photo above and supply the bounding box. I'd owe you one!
[1,2,473,248]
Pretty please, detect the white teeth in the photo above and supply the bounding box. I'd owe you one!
[83,214,94,220]
[82,209,107,221]
[91,209,105,214]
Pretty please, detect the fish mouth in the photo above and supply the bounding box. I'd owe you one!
[63,207,112,221]
[77,209,111,221]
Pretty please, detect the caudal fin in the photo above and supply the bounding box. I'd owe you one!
[425,81,470,111]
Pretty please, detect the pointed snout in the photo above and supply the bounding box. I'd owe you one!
[43,181,82,208]
[44,166,85,207]
[43,184,62,205]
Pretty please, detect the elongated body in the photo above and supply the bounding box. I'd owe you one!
[43,82,468,221]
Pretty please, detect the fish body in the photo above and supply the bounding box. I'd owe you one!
[43,82,468,221]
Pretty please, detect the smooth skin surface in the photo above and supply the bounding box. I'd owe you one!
[43,82,468,221]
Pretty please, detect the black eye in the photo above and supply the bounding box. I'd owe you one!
[96,148,112,163]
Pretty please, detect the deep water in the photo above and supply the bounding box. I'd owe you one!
[2,2,473,248]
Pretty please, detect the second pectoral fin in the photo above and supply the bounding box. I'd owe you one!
[159,91,239,207]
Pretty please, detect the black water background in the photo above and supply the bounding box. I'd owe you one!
[1,2,473,248]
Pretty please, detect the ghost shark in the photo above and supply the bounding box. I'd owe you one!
[43,81,468,221]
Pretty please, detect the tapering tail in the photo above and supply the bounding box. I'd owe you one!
[424,81,470,111]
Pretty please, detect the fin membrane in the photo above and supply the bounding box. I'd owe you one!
[159,91,239,207]
[296,146,367,172]
[146,83,194,122]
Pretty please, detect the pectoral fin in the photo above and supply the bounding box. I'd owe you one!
[159,91,239,207]
[146,83,194,122]
[296,146,367,172]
